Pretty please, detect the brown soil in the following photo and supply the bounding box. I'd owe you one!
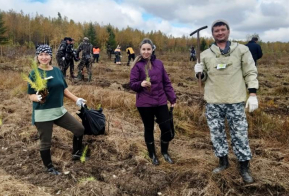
[1,54,289,195]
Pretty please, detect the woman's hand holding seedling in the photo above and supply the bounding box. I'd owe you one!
[141,80,151,88]
[30,93,42,102]
[36,91,43,102]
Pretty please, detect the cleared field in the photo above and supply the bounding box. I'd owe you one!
[0,52,289,195]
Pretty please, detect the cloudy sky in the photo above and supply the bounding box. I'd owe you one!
[0,0,288,42]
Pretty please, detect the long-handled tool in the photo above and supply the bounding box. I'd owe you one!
[190,26,208,94]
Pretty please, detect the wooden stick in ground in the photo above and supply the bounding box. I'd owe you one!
[190,26,208,95]
[197,31,202,95]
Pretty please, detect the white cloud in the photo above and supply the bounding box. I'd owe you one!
[0,0,288,42]
[262,27,289,42]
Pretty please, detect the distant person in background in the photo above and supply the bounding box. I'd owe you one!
[76,37,93,82]
[27,45,86,175]
[246,37,263,66]
[66,38,77,79]
[93,46,100,63]
[130,38,176,165]
[107,44,113,60]
[114,45,121,65]
[56,37,73,77]
[126,45,135,66]
[190,46,196,61]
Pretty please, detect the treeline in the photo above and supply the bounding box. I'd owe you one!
[0,10,289,54]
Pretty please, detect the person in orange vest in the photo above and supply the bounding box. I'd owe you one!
[93,46,100,63]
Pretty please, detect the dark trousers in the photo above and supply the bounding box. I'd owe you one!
[56,57,74,77]
[67,59,75,76]
[190,54,196,61]
[93,54,99,63]
[77,58,92,76]
[115,54,121,63]
[137,105,171,143]
[127,54,135,65]
[35,112,84,151]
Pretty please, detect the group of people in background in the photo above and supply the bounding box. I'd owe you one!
[55,37,140,81]
[28,18,263,185]
[55,36,93,81]
[112,44,136,66]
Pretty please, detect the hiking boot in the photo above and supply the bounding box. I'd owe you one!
[213,155,229,173]
[240,160,254,183]
[161,141,173,164]
[146,142,159,165]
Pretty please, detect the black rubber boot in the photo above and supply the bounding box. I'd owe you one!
[40,149,61,175]
[213,155,230,173]
[161,141,173,164]
[72,135,83,161]
[240,160,254,183]
[146,142,159,165]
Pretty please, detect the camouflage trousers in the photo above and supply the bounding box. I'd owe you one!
[206,102,252,161]
[77,58,92,76]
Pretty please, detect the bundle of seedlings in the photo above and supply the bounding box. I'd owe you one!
[21,60,49,103]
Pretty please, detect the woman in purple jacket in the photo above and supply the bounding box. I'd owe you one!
[130,38,176,165]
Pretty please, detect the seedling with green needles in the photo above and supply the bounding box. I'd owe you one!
[80,145,88,163]
[22,60,48,92]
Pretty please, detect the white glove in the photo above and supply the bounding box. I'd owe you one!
[76,98,87,107]
[35,92,42,102]
[245,96,258,112]
[194,62,204,73]
[62,57,65,61]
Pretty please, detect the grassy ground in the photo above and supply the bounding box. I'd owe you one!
[0,51,289,195]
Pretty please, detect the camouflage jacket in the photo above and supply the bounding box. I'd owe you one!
[56,40,67,58]
[76,41,93,59]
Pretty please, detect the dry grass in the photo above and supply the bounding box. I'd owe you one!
[1,51,289,195]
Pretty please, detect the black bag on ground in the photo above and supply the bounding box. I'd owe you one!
[77,105,106,135]
[156,107,175,141]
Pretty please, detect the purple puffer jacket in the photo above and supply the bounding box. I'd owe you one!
[130,56,176,107]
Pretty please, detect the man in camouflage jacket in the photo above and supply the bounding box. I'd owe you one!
[56,37,76,78]
[76,37,93,82]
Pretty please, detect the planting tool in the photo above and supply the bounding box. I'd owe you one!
[190,26,208,94]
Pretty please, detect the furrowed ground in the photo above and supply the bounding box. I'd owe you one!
[0,51,289,196]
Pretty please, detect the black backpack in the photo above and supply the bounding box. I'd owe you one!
[77,105,106,135]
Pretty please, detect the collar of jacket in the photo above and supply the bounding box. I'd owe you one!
[209,41,239,58]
